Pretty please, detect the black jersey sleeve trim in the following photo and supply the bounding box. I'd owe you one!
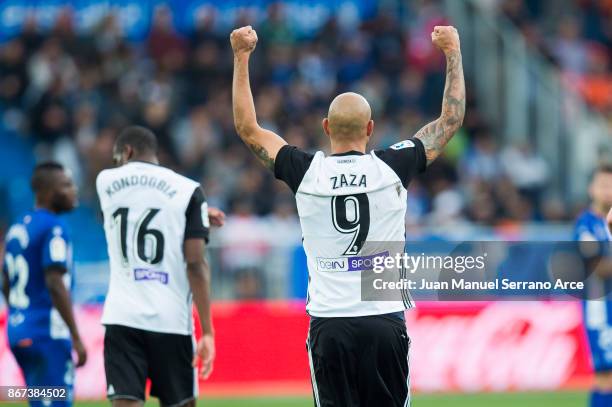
[184,187,210,242]
[274,145,315,194]
[373,138,427,188]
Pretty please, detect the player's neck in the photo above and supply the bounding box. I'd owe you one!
[128,155,159,165]
[592,203,609,218]
[34,202,57,214]
[330,140,367,155]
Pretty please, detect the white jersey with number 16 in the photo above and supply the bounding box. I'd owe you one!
[96,161,209,335]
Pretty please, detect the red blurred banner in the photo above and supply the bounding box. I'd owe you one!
[0,301,593,398]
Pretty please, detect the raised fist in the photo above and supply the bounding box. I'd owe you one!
[230,25,258,55]
[431,26,460,55]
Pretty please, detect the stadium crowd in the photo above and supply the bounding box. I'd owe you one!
[498,0,612,116]
[0,0,608,232]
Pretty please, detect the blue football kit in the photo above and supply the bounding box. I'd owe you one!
[3,209,74,406]
[574,209,612,407]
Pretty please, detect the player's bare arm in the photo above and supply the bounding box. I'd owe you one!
[231,26,287,171]
[45,266,87,367]
[185,238,215,379]
[414,26,466,165]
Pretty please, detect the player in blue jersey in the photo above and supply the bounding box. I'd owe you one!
[1,162,87,406]
[574,164,612,407]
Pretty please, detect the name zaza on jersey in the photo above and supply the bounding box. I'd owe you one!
[330,174,367,190]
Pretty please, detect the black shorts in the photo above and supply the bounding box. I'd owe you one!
[307,313,410,407]
[104,324,196,406]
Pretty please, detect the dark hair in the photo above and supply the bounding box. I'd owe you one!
[31,162,64,194]
[591,164,612,182]
[114,126,158,156]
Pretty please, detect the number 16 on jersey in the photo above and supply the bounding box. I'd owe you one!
[111,207,165,266]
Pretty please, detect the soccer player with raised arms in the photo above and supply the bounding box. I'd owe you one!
[231,24,465,406]
[2,162,87,407]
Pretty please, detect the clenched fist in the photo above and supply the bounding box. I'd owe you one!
[431,26,460,55]
[231,26,258,56]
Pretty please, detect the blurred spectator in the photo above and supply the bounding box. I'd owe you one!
[500,142,549,211]
[258,3,295,46]
[429,183,466,226]
[460,132,501,183]
[30,79,72,147]
[0,39,28,109]
[172,105,220,177]
[147,6,188,72]
[94,14,122,54]
[466,182,498,225]
[552,17,588,74]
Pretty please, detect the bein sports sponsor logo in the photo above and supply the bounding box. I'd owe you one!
[317,251,389,272]
[134,268,169,285]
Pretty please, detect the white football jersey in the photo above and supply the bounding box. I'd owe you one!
[275,139,427,317]
[96,161,209,335]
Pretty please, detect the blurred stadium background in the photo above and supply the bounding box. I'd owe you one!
[0,0,611,405]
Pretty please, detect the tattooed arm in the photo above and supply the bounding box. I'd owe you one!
[231,26,287,171]
[414,26,466,165]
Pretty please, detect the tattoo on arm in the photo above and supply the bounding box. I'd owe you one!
[233,54,285,172]
[247,141,275,171]
[415,50,466,165]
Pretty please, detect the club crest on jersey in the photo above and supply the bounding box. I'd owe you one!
[330,174,367,189]
[9,312,25,326]
[134,268,169,284]
[390,140,415,150]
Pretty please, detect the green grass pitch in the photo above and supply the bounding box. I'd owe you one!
[5,392,587,407]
